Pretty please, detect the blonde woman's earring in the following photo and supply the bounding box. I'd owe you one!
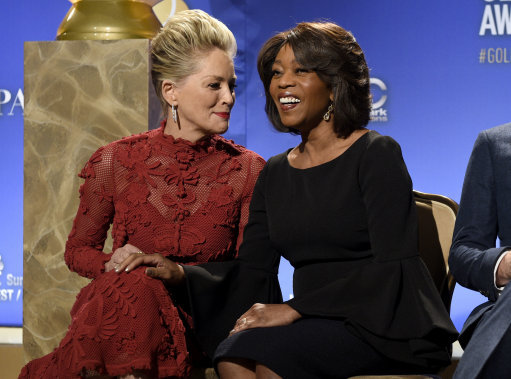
[171,104,177,123]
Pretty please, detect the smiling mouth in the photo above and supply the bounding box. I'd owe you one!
[279,97,301,105]
[278,96,301,111]
[214,112,230,119]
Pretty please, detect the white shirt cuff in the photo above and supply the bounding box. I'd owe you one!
[494,250,510,292]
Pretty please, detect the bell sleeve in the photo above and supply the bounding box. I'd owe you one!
[285,135,457,365]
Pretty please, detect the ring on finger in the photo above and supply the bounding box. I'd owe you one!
[135,251,143,255]
[240,317,247,325]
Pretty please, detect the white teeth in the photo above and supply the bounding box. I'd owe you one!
[279,97,300,104]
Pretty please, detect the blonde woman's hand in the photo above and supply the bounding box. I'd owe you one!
[104,243,144,272]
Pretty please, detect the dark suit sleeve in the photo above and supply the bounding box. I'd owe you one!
[449,130,510,301]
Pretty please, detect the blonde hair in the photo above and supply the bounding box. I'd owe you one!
[151,9,237,114]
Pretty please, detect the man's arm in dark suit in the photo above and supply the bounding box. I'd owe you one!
[448,129,509,302]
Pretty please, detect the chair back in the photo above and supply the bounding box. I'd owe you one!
[413,190,458,312]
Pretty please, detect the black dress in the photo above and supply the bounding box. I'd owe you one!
[184,131,458,376]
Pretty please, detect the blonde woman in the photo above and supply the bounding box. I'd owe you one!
[20,10,264,379]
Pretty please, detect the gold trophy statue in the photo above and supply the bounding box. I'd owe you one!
[57,0,189,40]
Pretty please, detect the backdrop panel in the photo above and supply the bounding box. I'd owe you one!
[1,0,510,333]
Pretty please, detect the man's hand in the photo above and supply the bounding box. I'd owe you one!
[496,251,511,287]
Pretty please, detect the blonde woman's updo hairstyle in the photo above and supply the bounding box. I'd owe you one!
[151,9,237,114]
[257,22,371,138]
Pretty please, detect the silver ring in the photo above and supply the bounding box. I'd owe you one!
[240,317,247,325]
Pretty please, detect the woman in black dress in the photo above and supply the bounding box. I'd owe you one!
[208,21,458,378]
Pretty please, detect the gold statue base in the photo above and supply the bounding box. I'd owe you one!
[57,0,162,40]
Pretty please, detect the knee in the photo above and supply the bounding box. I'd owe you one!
[255,363,282,379]
[217,358,255,379]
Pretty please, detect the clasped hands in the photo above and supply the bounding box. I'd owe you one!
[229,303,301,336]
[104,243,185,286]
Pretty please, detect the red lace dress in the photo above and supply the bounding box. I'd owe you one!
[19,124,265,378]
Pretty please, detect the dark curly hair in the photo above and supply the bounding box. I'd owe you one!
[257,22,371,138]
